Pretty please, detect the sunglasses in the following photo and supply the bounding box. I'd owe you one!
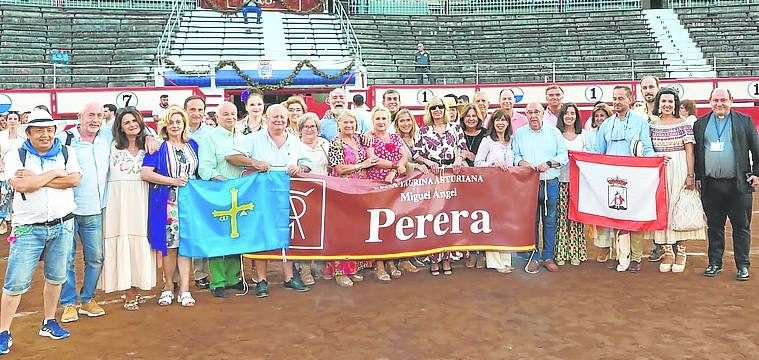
[429,104,445,111]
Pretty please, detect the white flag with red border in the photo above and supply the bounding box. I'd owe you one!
[569,151,667,231]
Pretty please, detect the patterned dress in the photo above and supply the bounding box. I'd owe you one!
[413,122,467,165]
[328,135,369,179]
[366,133,404,181]
[555,133,588,263]
[165,142,199,249]
[649,121,706,244]
[413,122,466,263]
[326,134,371,275]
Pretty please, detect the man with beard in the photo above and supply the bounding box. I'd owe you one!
[320,88,368,141]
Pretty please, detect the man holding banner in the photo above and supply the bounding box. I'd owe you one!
[197,102,245,298]
[592,85,655,272]
[227,104,312,296]
[513,101,568,273]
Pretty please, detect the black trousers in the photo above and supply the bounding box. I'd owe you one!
[701,178,753,268]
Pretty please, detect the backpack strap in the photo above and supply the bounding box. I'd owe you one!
[64,131,74,146]
[17,148,27,200]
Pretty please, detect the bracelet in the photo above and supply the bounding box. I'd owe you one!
[392,161,399,168]
[687,174,695,178]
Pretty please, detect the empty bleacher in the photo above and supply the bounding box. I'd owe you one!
[168,9,353,64]
[0,4,169,88]
[350,10,667,85]
[675,3,759,77]
[283,13,352,60]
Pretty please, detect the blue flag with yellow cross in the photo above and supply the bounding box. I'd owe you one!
[177,171,291,258]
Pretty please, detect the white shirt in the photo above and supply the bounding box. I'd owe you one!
[4,145,81,226]
[0,130,24,158]
[235,130,313,170]
[301,137,329,176]
[559,133,586,182]
[152,104,168,121]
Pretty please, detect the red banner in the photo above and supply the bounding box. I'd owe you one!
[245,167,539,260]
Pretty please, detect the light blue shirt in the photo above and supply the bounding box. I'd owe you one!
[593,111,655,157]
[512,124,568,180]
[319,112,371,141]
[704,113,736,179]
[57,124,113,216]
[235,130,313,170]
[189,122,212,141]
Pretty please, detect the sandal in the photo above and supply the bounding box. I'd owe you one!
[375,267,391,282]
[398,260,420,273]
[442,263,453,275]
[388,263,402,279]
[123,298,139,311]
[351,273,364,282]
[158,290,174,306]
[178,292,196,307]
[335,275,353,288]
[430,263,440,276]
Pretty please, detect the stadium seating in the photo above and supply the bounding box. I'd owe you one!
[674,3,759,77]
[350,10,668,85]
[0,4,169,88]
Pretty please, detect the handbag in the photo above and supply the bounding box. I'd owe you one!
[671,188,706,232]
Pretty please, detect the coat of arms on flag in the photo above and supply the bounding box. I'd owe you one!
[568,151,667,231]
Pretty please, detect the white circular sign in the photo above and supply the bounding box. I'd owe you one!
[416,89,434,105]
[664,83,685,98]
[116,91,139,108]
[748,81,759,99]
[511,87,524,103]
[585,86,603,102]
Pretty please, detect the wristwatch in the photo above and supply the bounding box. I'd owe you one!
[545,161,552,168]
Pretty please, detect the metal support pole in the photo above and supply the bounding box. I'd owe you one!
[476,63,480,84]
[53,63,57,89]
[552,62,556,83]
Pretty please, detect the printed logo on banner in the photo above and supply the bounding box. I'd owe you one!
[0,94,12,114]
[607,177,628,211]
[289,178,326,250]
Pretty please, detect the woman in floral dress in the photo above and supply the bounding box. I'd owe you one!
[99,108,155,311]
[412,97,466,276]
[141,106,199,307]
[366,106,409,282]
[555,103,588,266]
[326,111,377,287]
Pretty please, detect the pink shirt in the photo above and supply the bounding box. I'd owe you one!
[543,108,559,127]
[510,111,529,131]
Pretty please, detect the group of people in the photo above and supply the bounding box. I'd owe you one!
[0,76,756,356]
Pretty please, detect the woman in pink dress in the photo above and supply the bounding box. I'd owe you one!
[366,106,409,282]
[326,111,377,287]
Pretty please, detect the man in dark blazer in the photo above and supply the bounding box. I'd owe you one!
[694,88,759,281]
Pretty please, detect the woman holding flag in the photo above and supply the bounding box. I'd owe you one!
[141,106,199,307]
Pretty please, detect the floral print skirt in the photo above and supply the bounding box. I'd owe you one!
[555,182,587,262]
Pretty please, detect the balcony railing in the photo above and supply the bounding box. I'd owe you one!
[346,0,642,15]
[0,0,199,10]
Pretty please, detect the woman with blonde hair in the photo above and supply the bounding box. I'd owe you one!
[283,96,308,135]
[413,97,465,275]
[141,106,199,307]
[325,111,377,287]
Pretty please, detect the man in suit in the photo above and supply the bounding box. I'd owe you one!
[694,87,759,281]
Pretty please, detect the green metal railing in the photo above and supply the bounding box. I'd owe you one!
[347,0,642,15]
[670,0,759,7]
[0,0,198,10]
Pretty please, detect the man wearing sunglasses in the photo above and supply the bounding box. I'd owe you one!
[592,85,655,273]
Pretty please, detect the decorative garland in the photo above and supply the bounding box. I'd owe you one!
[162,58,355,91]
[207,0,323,15]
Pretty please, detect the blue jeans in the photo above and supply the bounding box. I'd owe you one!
[533,178,559,261]
[3,219,74,296]
[60,214,103,306]
[242,6,262,23]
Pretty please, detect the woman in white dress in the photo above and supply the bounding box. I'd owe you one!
[651,89,705,273]
[99,108,156,311]
[474,109,515,273]
[0,112,24,233]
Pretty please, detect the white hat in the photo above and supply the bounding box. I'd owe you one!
[18,109,67,139]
